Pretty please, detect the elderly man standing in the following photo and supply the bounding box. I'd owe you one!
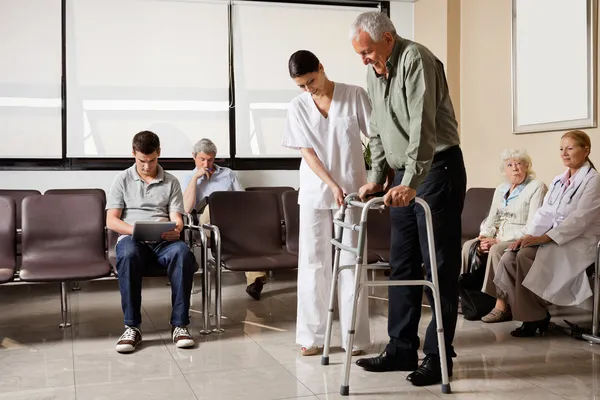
[181,138,268,300]
[350,12,466,386]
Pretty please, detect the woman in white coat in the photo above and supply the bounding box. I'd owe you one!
[494,130,600,337]
[281,50,371,356]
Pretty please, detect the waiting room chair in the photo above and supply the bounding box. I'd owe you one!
[208,190,298,272]
[0,196,16,283]
[461,188,495,245]
[0,190,42,231]
[45,188,107,209]
[282,190,299,256]
[366,207,391,263]
[19,194,112,327]
[245,186,295,219]
[0,190,42,255]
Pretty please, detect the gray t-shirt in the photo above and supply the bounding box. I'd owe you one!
[106,164,185,225]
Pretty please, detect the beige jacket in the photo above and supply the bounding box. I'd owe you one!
[479,178,547,242]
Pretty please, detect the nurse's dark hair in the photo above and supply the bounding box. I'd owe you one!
[562,130,596,170]
[288,50,320,78]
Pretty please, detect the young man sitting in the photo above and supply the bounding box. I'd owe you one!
[107,130,198,353]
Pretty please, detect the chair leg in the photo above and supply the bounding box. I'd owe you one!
[212,226,224,333]
[200,230,211,335]
[59,282,71,328]
[207,269,213,318]
[191,277,200,294]
[190,278,195,308]
[370,270,375,295]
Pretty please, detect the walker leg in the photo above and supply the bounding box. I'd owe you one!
[418,199,451,394]
[340,261,363,396]
[322,248,341,366]
[323,208,346,366]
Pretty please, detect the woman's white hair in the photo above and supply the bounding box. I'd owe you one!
[500,148,535,178]
[349,11,397,42]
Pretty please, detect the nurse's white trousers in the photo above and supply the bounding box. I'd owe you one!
[296,206,371,350]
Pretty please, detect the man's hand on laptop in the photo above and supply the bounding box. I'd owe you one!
[161,227,181,241]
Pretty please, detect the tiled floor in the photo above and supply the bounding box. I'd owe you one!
[1,271,600,399]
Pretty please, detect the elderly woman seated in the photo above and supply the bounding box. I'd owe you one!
[462,149,547,323]
[493,130,600,337]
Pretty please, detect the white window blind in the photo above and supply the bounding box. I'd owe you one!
[66,0,230,158]
[232,1,378,157]
[0,0,62,158]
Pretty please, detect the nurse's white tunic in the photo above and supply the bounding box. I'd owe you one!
[282,82,372,349]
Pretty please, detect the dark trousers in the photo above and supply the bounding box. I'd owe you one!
[116,237,198,327]
[385,145,466,361]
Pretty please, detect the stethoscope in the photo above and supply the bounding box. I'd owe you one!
[547,167,592,206]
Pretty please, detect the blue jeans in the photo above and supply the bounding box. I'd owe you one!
[116,236,198,327]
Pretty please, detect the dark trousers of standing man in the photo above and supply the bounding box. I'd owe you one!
[385,145,466,365]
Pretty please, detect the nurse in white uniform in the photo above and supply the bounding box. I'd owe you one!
[494,130,600,337]
[281,50,371,356]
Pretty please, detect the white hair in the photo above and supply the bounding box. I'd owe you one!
[500,148,535,178]
[193,138,217,156]
[349,11,397,42]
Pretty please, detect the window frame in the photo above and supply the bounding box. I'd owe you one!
[0,0,388,171]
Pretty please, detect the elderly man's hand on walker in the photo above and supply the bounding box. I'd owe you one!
[383,185,417,207]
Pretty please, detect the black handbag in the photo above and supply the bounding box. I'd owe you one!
[458,240,496,320]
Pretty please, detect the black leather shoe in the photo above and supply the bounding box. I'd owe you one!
[406,354,453,387]
[246,278,265,300]
[356,351,418,372]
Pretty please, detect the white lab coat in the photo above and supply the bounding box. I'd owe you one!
[281,82,372,349]
[520,163,600,306]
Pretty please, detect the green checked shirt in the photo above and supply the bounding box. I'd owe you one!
[367,35,460,189]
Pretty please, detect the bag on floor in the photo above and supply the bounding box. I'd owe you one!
[458,240,496,321]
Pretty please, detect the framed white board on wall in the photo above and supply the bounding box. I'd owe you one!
[512,0,598,134]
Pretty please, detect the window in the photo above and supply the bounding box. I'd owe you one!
[0,0,62,158]
[232,1,379,157]
[66,0,231,158]
[512,0,596,133]
[1,0,388,168]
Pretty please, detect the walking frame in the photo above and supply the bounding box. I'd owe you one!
[320,193,451,396]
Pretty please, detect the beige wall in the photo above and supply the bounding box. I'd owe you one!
[416,0,599,189]
[414,0,462,132]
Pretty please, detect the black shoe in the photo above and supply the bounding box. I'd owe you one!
[510,312,551,337]
[406,354,453,387]
[356,351,418,372]
[246,277,265,300]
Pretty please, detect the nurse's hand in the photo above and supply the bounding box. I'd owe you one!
[331,185,345,206]
[358,182,383,201]
[383,185,416,207]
